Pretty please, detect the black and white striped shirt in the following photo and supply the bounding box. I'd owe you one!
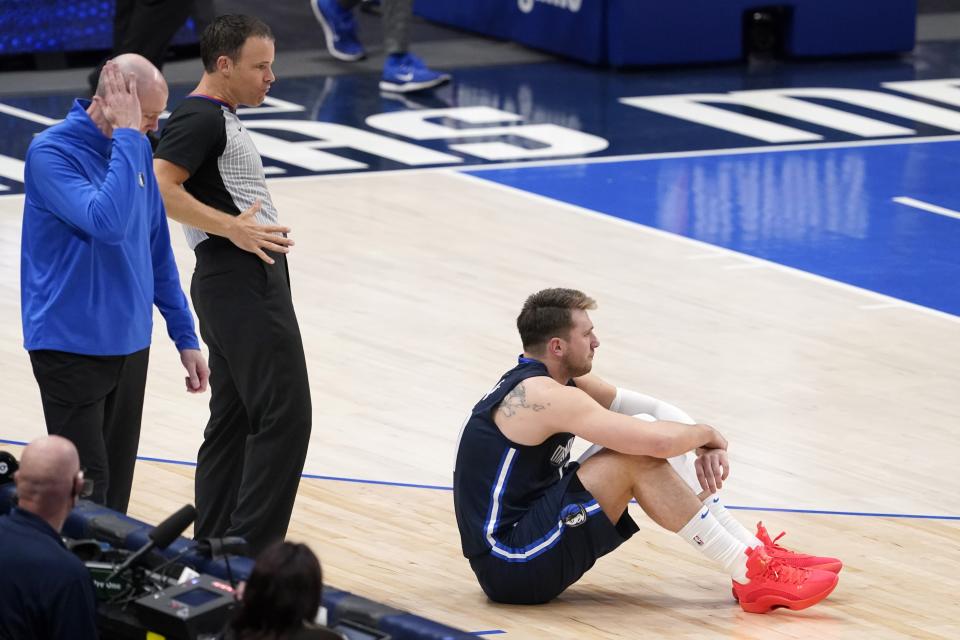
[155,95,279,250]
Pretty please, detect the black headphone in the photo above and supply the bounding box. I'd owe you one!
[0,451,18,486]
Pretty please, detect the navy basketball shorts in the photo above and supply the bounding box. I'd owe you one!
[468,463,639,604]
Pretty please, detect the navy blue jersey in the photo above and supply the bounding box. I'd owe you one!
[454,357,576,559]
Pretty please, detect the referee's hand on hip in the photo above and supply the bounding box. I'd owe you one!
[225,199,295,265]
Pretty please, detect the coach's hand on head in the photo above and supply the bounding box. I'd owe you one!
[93,61,142,132]
[224,199,294,265]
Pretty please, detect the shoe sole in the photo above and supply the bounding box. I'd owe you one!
[735,576,839,614]
[310,1,365,62]
[378,75,451,94]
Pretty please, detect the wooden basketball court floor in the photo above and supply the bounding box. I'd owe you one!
[1,163,959,639]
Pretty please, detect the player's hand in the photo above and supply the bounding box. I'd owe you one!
[695,448,730,494]
[180,349,209,393]
[225,199,295,265]
[93,61,141,132]
[698,424,728,451]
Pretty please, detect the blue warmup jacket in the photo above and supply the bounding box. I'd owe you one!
[21,99,199,356]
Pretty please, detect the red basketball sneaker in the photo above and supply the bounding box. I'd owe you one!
[732,545,839,614]
[756,522,843,573]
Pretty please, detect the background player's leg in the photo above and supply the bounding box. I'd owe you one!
[381,0,412,55]
[113,0,195,69]
[313,0,366,62]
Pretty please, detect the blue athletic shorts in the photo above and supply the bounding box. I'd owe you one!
[468,463,639,604]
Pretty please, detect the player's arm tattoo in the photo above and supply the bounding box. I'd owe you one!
[497,382,548,417]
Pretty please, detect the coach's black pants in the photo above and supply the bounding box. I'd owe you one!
[29,348,150,514]
[191,237,312,555]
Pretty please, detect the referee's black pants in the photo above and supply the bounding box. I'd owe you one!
[29,348,150,514]
[191,237,312,555]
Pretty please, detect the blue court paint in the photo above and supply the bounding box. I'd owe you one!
[467,631,506,636]
[468,139,960,317]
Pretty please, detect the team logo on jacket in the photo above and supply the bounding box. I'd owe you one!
[560,503,587,527]
[138,172,145,187]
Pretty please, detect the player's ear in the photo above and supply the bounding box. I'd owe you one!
[548,336,563,356]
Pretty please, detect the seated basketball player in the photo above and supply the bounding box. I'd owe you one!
[453,288,841,613]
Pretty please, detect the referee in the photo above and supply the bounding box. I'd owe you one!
[154,15,311,554]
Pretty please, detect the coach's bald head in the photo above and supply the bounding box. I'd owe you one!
[95,53,169,133]
[15,436,83,532]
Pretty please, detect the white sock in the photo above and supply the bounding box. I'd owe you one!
[704,494,762,549]
[677,507,749,583]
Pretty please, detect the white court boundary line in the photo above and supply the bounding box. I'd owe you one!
[447,170,960,326]
[893,196,960,220]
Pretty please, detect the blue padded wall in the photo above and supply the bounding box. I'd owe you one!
[608,0,917,66]
[0,0,198,56]
[415,0,917,67]
[788,1,916,57]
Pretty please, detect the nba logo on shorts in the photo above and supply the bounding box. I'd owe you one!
[560,503,587,527]
[138,172,145,187]
[693,535,704,546]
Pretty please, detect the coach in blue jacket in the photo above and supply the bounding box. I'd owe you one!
[20,55,208,514]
